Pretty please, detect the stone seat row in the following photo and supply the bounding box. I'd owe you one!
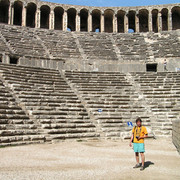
[1,63,180,144]
[0,78,45,146]
[0,24,180,62]
[64,71,153,138]
[0,63,100,146]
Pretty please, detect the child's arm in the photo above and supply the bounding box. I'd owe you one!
[129,134,134,147]
[137,134,148,140]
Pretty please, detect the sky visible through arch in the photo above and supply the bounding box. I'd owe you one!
[43,0,180,7]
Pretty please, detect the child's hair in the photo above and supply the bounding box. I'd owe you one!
[136,117,142,123]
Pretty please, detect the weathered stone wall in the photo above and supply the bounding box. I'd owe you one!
[172,120,180,154]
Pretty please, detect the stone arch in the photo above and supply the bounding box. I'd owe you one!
[128,10,136,32]
[80,8,88,32]
[67,8,76,31]
[54,6,64,30]
[139,9,149,32]
[26,2,36,28]
[92,9,101,32]
[161,8,168,31]
[40,5,50,29]
[104,9,114,33]
[172,6,180,30]
[13,0,23,26]
[0,0,9,23]
[117,10,125,33]
[152,9,158,32]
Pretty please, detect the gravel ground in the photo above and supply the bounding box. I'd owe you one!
[0,138,180,180]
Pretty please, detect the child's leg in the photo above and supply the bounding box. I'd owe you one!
[135,152,139,164]
[140,153,145,167]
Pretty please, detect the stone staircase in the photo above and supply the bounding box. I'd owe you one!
[131,72,180,137]
[0,64,99,146]
[0,24,48,60]
[0,71,44,146]
[64,71,152,139]
[0,30,14,55]
[76,32,118,61]
[112,33,148,61]
[35,29,82,61]
[143,31,180,59]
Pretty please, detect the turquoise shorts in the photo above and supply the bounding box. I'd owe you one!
[133,143,145,153]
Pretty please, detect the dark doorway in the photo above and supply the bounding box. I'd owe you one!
[92,9,101,32]
[0,0,9,24]
[67,8,76,31]
[54,6,64,30]
[13,1,23,26]
[10,57,18,64]
[172,6,180,30]
[139,9,149,32]
[161,8,168,31]
[146,64,157,72]
[152,9,158,33]
[26,2,36,28]
[104,9,113,33]
[128,11,136,32]
[40,5,50,29]
[117,10,125,33]
[80,9,88,32]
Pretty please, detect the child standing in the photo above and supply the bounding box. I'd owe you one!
[129,117,148,171]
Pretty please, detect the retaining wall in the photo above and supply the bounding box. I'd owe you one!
[172,120,180,154]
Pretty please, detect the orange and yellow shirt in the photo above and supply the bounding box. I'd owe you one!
[132,126,148,143]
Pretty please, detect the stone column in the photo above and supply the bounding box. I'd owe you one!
[135,12,139,32]
[149,12,153,32]
[2,54,10,64]
[158,12,162,32]
[49,10,54,30]
[168,9,172,31]
[88,11,92,32]
[8,3,12,24]
[124,13,128,33]
[36,8,40,28]
[100,13,104,32]
[113,13,117,33]
[76,12,80,32]
[10,4,14,25]
[63,10,67,31]
[22,6,27,27]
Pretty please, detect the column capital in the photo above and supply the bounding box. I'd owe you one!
[100,13,104,32]
[11,3,14,8]
[88,11,92,32]
[158,12,162,17]
[124,13,128,33]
